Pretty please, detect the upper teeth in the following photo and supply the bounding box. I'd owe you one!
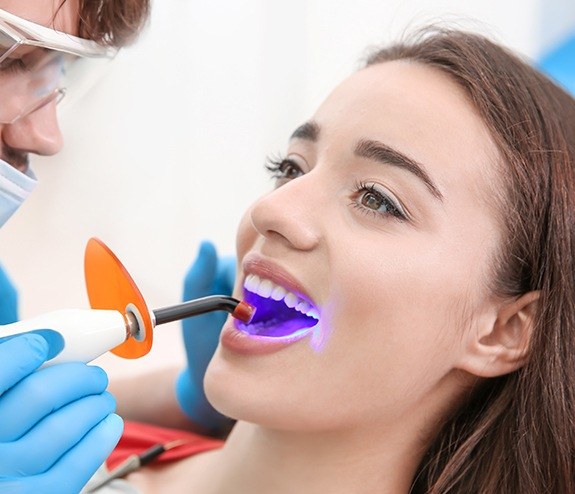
[244,274,319,319]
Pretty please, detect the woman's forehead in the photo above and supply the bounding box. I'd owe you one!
[310,60,501,203]
[314,61,488,148]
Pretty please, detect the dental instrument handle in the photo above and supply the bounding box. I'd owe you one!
[0,298,255,368]
[153,295,255,325]
[0,309,129,367]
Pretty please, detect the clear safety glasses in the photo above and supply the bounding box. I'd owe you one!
[0,8,117,124]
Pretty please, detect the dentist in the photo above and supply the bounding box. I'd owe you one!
[0,3,238,492]
[0,2,151,493]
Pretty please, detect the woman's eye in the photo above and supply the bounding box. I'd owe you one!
[354,183,407,221]
[265,156,305,185]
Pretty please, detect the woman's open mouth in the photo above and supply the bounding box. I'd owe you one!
[235,274,319,338]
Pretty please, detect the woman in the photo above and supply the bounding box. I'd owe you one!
[97,27,575,493]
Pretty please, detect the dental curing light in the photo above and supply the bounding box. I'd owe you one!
[0,238,255,366]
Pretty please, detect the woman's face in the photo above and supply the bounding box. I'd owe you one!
[205,60,503,433]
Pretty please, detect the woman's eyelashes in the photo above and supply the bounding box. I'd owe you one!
[265,154,305,186]
[351,180,408,221]
[264,155,408,222]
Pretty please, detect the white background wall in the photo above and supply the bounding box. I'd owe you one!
[0,0,573,377]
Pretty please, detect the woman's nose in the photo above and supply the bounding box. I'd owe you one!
[249,176,321,252]
[2,99,63,156]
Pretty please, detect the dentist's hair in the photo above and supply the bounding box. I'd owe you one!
[58,0,151,47]
[367,29,575,494]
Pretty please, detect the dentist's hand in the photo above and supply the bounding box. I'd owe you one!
[176,240,236,433]
[0,332,123,494]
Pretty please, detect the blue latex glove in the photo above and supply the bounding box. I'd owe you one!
[0,262,18,324]
[176,240,236,433]
[0,332,123,494]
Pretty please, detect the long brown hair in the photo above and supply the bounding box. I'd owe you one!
[367,29,575,493]
[59,0,151,47]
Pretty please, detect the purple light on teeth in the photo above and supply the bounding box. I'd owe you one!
[237,291,319,337]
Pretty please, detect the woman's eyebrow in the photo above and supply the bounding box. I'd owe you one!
[288,123,443,201]
[290,121,320,141]
[355,139,444,201]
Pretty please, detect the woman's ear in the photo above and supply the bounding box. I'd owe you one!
[457,291,540,378]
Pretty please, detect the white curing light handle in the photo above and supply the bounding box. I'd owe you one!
[0,309,127,366]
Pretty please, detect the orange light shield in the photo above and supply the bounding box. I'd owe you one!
[84,237,153,358]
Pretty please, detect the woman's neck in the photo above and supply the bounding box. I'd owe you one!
[135,371,471,494]
[189,420,428,494]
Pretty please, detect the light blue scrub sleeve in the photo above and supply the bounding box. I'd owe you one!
[0,261,18,324]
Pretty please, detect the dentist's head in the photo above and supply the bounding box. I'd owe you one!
[0,0,150,225]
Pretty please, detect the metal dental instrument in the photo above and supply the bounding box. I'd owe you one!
[86,439,188,493]
[125,295,254,343]
[0,238,255,366]
[153,295,254,326]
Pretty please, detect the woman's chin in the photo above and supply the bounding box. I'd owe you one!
[203,348,272,425]
[203,318,326,430]
[203,348,311,430]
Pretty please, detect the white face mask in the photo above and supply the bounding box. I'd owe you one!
[0,159,37,227]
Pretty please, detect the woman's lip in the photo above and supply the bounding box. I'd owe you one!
[220,318,312,356]
[241,253,314,304]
